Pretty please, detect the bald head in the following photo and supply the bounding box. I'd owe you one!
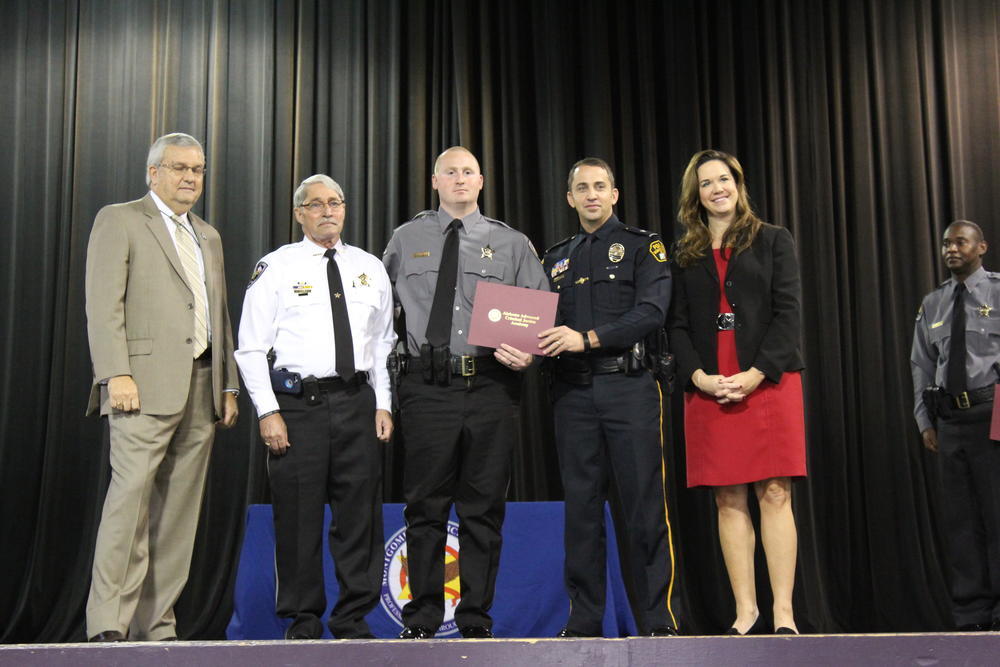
[431,146,484,218]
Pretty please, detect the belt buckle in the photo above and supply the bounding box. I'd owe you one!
[956,391,971,409]
[717,313,735,331]
[460,355,476,377]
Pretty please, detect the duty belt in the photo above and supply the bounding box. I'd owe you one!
[315,372,369,392]
[555,354,629,376]
[717,313,736,331]
[408,354,503,377]
[948,384,994,410]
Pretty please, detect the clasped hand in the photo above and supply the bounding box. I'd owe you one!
[693,367,766,404]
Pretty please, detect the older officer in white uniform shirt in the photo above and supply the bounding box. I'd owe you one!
[236,174,395,640]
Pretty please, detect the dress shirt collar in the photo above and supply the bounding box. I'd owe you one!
[436,207,482,233]
[959,265,988,293]
[579,214,622,241]
[300,236,346,257]
[149,190,191,227]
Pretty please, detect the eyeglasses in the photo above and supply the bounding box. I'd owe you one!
[158,163,206,177]
[301,200,346,212]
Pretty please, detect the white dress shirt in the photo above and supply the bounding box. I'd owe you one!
[236,238,395,416]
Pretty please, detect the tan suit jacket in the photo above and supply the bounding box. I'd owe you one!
[85,193,238,416]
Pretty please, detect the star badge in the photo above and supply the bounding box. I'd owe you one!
[979,304,993,317]
[481,245,494,260]
[357,273,370,286]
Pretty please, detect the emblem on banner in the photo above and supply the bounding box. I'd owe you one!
[380,522,461,636]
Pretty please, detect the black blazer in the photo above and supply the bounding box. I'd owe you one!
[668,223,803,389]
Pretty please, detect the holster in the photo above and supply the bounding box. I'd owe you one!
[923,386,951,421]
[301,376,322,406]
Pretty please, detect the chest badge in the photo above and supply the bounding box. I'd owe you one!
[481,245,495,260]
[979,304,993,317]
[357,273,371,287]
[292,281,313,297]
[550,257,569,278]
[608,243,625,263]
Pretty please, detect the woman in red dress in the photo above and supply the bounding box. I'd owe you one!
[669,150,806,635]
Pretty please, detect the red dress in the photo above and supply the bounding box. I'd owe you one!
[684,249,807,487]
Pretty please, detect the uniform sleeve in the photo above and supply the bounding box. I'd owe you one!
[666,262,701,389]
[593,235,670,349]
[383,231,400,283]
[371,261,396,411]
[85,206,132,382]
[911,301,937,433]
[513,234,550,291]
[751,227,802,382]
[235,259,281,417]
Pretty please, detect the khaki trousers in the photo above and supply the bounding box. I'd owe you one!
[86,361,215,640]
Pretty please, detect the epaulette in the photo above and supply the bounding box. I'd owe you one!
[986,271,1000,280]
[544,234,577,255]
[412,209,436,220]
[623,225,659,238]
[482,215,513,230]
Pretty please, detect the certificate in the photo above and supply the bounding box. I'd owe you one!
[467,282,558,355]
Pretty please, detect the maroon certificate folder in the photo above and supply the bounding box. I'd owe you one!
[467,282,558,355]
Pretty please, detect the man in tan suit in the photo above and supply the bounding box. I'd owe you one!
[84,132,239,641]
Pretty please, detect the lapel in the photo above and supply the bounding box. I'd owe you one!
[141,194,188,287]
[189,213,217,308]
[699,251,719,286]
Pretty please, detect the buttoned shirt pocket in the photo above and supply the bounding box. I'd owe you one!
[459,258,507,307]
[347,286,382,334]
[402,255,439,302]
[592,261,635,313]
[927,321,949,354]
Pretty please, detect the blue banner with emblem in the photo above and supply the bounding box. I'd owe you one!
[227,503,636,638]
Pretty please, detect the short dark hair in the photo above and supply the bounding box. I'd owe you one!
[945,219,984,243]
[567,157,615,191]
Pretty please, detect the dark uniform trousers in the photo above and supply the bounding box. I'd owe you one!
[269,382,383,638]
[937,401,1000,626]
[397,369,520,630]
[552,370,676,635]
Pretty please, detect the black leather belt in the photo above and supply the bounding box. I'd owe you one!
[315,372,369,392]
[948,384,994,410]
[556,354,628,376]
[407,355,504,377]
[717,313,736,331]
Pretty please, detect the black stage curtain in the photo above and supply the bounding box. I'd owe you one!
[1,0,998,642]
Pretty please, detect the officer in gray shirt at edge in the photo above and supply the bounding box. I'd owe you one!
[911,219,1000,632]
[382,146,549,639]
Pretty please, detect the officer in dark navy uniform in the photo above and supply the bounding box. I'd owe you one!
[538,157,681,637]
[912,219,1000,632]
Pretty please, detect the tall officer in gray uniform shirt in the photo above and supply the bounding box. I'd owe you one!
[912,219,1000,631]
[383,147,548,639]
[236,174,395,639]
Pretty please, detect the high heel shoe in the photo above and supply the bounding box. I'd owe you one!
[725,615,762,636]
[774,626,799,635]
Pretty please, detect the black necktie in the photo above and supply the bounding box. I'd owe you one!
[946,282,967,395]
[425,219,462,348]
[324,248,355,378]
[574,235,595,331]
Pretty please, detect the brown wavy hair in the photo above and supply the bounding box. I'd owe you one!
[674,149,763,267]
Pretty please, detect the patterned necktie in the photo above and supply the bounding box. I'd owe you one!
[171,216,208,358]
[324,248,356,378]
[425,219,463,348]
[946,282,967,395]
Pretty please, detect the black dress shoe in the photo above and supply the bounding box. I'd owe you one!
[647,626,679,637]
[557,627,599,638]
[398,625,435,639]
[89,630,125,642]
[285,617,323,640]
[460,625,494,639]
[774,626,799,635]
[727,615,763,636]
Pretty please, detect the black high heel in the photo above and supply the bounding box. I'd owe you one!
[725,615,762,636]
[774,626,799,635]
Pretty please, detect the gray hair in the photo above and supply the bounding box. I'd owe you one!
[293,174,345,207]
[146,133,205,186]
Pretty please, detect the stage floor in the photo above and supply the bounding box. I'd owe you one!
[3,633,999,666]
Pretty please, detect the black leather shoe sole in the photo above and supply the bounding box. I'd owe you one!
[460,625,494,639]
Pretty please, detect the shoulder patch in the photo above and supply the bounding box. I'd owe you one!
[649,239,668,263]
[248,260,268,287]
